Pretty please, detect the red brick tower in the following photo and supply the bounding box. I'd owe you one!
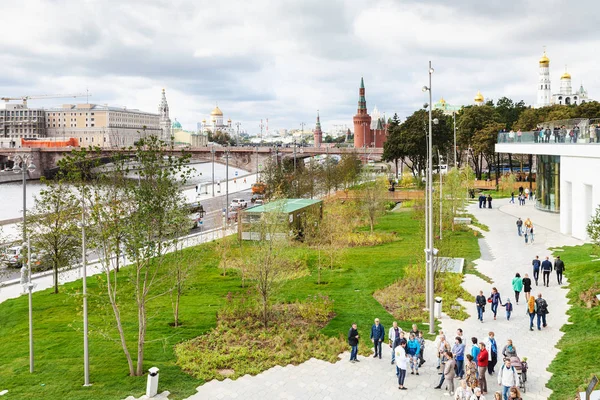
[353,77,372,148]
[313,110,322,148]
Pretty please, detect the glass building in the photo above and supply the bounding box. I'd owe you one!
[535,155,560,212]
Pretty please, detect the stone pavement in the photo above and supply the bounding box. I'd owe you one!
[179,202,581,400]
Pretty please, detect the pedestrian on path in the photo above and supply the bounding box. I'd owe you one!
[511,273,523,304]
[535,293,549,330]
[417,331,426,367]
[348,323,359,362]
[497,359,519,400]
[501,299,513,321]
[453,336,466,379]
[370,318,385,359]
[438,335,452,370]
[485,332,499,375]
[476,291,487,322]
[541,257,553,287]
[388,321,402,364]
[407,332,421,375]
[435,350,456,394]
[510,192,515,204]
[516,218,523,236]
[395,338,408,390]
[509,386,523,400]
[554,255,565,285]
[522,274,532,302]
[501,339,517,359]
[527,295,536,331]
[532,256,541,286]
[487,194,493,209]
[471,387,487,400]
[493,392,502,400]
[489,288,503,320]
[477,342,489,393]
[455,379,474,400]
[465,354,478,390]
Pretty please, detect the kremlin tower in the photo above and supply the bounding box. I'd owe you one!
[353,77,388,149]
[313,111,322,148]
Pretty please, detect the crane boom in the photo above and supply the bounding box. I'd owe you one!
[1,93,91,105]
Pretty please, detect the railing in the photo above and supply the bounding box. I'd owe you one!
[498,117,600,144]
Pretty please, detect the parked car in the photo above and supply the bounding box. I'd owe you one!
[1,245,24,267]
[229,198,247,210]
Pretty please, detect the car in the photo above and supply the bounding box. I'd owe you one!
[1,245,24,267]
[229,198,247,210]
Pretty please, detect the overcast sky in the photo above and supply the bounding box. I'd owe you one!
[1,0,598,133]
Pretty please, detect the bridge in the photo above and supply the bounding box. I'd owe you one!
[0,146,383,181]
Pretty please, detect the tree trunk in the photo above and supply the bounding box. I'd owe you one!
[508,154,514,172]
[106,267,134,376]
[495,153,500,186]
[136,302,146,376]
[53,259,58,294]
[528,154,533,190]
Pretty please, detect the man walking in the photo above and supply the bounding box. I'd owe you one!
[541,256,553,287]
[370,318,385,359]
[348,323,359,362]
[497,358,519,400]
[532,256,541,286]
[485,332,498,375]
[554,255,565,285]
[388,321,402,364]
[516,218,523,236]
[535,293,549,330]
[476,290,486,322]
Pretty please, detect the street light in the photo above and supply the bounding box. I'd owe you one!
[12,154,36,373]
[211,146,215,197]
[422,61,435,335]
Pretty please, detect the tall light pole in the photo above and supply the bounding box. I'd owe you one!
[225,148,229,223]
[13,155,36,373]
[211,146,215,197]
[422,61,436,335]
[81,193,90,386]
[438,152,443,241]
[453,111,457,168]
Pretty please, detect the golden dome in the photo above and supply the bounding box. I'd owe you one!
[439,97,446,104]
[560,71,571,80]
[474,90,484,103]
[539,51,550,66]
[210,106,223,116]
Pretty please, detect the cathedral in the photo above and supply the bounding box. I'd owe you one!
[158,89,172,142]
[353,78,388,149]
[536,50,592,108]
[199,106,234,135]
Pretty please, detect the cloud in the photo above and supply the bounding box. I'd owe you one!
[0,0,598,133]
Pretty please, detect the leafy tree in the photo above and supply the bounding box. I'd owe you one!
[457,105,498,179]
[495,97,527,130]
[208,130,233,146]
[382,125,403,178]
[587,206,600,247]
[358,176,388,233]
[573,101,600,119]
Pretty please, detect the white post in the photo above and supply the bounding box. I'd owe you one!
[427,61,435,335]
[27,235,33,373]
[82,195,90,386]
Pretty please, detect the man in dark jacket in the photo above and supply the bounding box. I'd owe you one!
[541,256,553,287]
[535,293,549,330]
[516,218,523,236]
[348,323,359,362]
[476,290,486,322]
[370,318,385,359]
[554,256,565,285]
[532,255,541,285]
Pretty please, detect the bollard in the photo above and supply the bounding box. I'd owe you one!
[146,367,159,398]
[434,297,443,319]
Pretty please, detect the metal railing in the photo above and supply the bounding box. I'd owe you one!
[497,117,600,144]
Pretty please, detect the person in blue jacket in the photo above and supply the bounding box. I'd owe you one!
[370,318,385,359]
[406,332,421,375]
[489,287,503,320]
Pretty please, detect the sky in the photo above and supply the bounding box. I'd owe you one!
[1,0,598,134]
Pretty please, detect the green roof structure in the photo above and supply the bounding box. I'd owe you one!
[245,199,322,214]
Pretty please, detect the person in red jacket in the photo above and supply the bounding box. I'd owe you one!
[477,342,489,394]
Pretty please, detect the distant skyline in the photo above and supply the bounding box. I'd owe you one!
[1,0,598,133]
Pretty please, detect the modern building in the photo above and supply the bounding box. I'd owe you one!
[496,120,600,241]
[536,50,592,108]
[199,106,234,135]
[353,78,389,149]
[0,102,45,148]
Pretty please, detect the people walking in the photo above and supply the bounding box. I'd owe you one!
[487,194,492,209]
[501,339,517,359]
[511,273,523,304]
[510,192,514,204]
[509,386,523,400]
[541,256,553,287]
[554,255,565,285]
[532,256,541,286]
[502,298,513,321]
[348,323,359,362]
[453,336,466,379]
[407,332,421,375]
[489,288,502,320]
[388,321,402,364]
[477,342,489,393]
[435,350,456,394]
[476,291,486,322]
[417,331,426,367]
[370,318,385,358]
[464,354,478,390]
[395,338,408,390]
[471,387,487,400]
[522,273,532,302]
[497,358,519,400]
[515,218,523,236]
[527,295,536,331]
[455,379,474,400]
[535,293,549,330]
[438,335,452,370]
[485,332,498,375]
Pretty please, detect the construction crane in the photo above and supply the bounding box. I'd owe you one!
[1,92,91,106]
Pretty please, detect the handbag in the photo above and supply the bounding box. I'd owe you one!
[487,298,492,303]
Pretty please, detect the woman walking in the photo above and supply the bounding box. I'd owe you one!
[407,332,421,375]
[464,353,478,390]
[509,386,523,400]
[527,295,536,331]
[489,288,502,320]
[522,273,532,302]
[502,339,518,359]
[435,350,456,395]
[453,336,466,379]
[395,338,408,390]
[511,273,523,304]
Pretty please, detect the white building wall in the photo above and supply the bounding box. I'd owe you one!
[560,155,600,240]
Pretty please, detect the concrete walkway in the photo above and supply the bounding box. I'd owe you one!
[179,202,581,400]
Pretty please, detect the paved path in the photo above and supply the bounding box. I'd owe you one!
[176,201,582,400]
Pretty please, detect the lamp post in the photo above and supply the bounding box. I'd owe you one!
[211,146,215,197]
[81,192,90,386]
[438,152,443,241]
[422,61,436,335]
[453,111,457,168]
[225,148,229,223]
[13,154,36,373]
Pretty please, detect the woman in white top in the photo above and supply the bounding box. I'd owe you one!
[455,379,474,400]
[395,339,409,390]
[470,387,486,400]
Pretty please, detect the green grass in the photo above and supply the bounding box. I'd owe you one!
[546,244,600,399]
[0,211,479,400]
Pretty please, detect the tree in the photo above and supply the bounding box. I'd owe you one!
[358,176,388,233]
[495,97,526,130]
[587,205,600,247]
[208,130,233,146]
[27,180,81,294]
[441,167,468,231]
[302,211,327,284]
[382,125,403,178]
[457,105,498,179]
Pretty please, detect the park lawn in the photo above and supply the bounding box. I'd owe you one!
[0,211,479,400]
[546,244,600,399]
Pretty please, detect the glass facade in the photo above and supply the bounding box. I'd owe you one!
[535,155,560,213]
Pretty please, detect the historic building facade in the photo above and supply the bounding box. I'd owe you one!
[199,106,234,135]
[313,111,322,147]
[352,78,388,149]
[536,50,592,108]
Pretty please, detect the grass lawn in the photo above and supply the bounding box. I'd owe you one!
[546,244,600,399]
[0,211,479,400]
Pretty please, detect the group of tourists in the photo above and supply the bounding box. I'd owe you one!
[532,254,565,287]
[515,217,534,244]
[478,194,493,209]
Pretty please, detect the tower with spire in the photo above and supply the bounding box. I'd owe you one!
[537,49,552,108]
[313,110,322,148]
[353,77,372,148]
[158,88,172,142]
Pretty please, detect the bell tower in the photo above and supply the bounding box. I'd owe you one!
[158,89,172,142]
[537,49,551,108]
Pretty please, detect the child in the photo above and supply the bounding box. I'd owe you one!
[502,298,513,320]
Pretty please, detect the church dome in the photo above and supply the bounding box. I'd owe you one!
[439,97,446,104]
[560,71,571,80]
[210,106,223,116]
[172,119,182,129]
[539,51,550,66]
[474,90,484,103]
